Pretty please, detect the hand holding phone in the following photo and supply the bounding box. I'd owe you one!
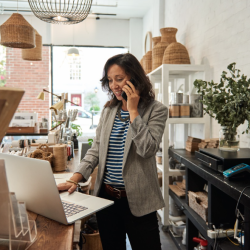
[122,79,137,101]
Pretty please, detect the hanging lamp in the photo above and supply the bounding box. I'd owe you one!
[28,0,93,25]
[22,30,42,61]
[67,48,79,57]
[0,13,35,48]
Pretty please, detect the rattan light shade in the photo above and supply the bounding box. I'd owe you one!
[0,13,35,49]
[163,42,191,64]
[22,30,42,61]
[28,0,93,25]
[152,28,177,70]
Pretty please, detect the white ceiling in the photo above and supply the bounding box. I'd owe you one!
[0,0,153,19]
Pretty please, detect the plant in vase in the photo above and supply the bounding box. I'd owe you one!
[194,63,250,151]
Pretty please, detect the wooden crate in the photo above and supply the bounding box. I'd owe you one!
[7,127,35,134]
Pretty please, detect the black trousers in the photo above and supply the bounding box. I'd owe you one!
[96,186,162,250]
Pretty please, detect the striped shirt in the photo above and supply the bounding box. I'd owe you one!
[103,109,130,188]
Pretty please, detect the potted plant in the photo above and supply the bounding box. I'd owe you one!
[194,63,250,151]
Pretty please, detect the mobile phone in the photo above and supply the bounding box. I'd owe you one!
[121,78,137,101]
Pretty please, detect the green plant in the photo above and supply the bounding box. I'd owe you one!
[88,138,93,146]
[70,123,83,136]
[194,63,250,146]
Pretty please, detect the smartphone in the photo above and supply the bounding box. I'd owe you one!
[121,78,137,101]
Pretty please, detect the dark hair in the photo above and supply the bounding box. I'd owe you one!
[101,53,155,108]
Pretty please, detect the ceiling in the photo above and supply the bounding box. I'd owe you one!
[0,0,153,19]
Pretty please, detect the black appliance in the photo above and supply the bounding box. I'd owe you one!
[195,148,250,172]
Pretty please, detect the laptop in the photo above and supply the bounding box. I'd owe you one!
[0,153,114,225]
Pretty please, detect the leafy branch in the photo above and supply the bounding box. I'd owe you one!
[194,63,250,135]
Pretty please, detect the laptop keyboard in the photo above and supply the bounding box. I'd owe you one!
[62,201,88,218]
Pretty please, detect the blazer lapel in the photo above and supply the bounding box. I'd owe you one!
[122,106,146,169]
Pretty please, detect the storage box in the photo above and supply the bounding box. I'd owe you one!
[188,191,208,222]
[7,126,35,134]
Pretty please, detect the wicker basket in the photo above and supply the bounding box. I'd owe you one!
[152,36,161,47]
[0,13,35,48]
[22,30,42,61]
[163,42,191,64]
[152,27,177,70]
[143,51,152,74]
[81,232,103,250]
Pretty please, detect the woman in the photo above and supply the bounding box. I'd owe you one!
[58,53,168,250]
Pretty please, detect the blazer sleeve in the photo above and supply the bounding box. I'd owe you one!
[75,108,105,181]
[130,102,168,158]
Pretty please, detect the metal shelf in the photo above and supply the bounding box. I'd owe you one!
[169,229,186,250]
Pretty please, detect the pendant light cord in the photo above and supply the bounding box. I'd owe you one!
[17,0,18,13]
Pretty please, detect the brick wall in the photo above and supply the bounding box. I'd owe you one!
[5,46,50,122]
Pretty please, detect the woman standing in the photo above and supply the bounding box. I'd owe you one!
[58,53,168,250]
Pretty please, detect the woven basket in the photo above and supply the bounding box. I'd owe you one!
[143,51,152,74]
[163,42,191,64]
[22,30,42,61]
[0,13,35,49]
[152,36,161,47]
[81,232,103,250]
[152,27,177,70]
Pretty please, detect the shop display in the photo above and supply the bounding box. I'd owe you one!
[0,13,35,48]
[22,30,42,61]
[152,27,177,70]
[179,104,190,118]
[170,92,183,104]
[183,94,189,104]
[0,161,37,249]
[169,104,179,118]
[162,42,191,64]
[190,94,203,117]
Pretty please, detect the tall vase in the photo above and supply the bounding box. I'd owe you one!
[152,27,177,70]
[219,126,240,151]
[143,36,161,74]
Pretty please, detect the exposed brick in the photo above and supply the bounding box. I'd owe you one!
[5,47,50,122]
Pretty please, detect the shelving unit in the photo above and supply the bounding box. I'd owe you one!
[148,64,211,227]
[169,148,250,250]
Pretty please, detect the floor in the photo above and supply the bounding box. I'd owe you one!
[125,222,178,250]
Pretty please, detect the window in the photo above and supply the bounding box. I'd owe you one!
[69,56,81,80]
[52,46,128,135]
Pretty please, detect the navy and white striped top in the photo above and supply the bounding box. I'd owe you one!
[103,109,130,188]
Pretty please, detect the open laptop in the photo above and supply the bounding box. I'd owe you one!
[0,153,114,225]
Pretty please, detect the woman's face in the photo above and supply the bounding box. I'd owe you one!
[107,64,130,100]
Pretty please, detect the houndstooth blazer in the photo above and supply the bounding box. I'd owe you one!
[76,100,168,217]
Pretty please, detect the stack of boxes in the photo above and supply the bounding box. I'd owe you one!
[185,136,201,152]
[198,138,219,149]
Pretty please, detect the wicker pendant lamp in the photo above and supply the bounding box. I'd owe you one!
[22,30,42,61]
[28,0,93,25]
[0,13,35,49]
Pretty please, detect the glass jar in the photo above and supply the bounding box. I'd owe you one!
[219,126,240,151]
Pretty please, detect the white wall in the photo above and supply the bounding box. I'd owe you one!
[0,14,135,51]
[2,15,130,48]
[143,0,250,145]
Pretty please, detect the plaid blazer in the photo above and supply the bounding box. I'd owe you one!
[76,100,168,217]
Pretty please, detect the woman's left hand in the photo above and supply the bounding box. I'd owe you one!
[122,80,140,114]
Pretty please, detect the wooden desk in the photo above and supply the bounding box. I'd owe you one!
[28,211,74,250]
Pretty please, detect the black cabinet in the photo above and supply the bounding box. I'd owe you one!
[169,148,250,250]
